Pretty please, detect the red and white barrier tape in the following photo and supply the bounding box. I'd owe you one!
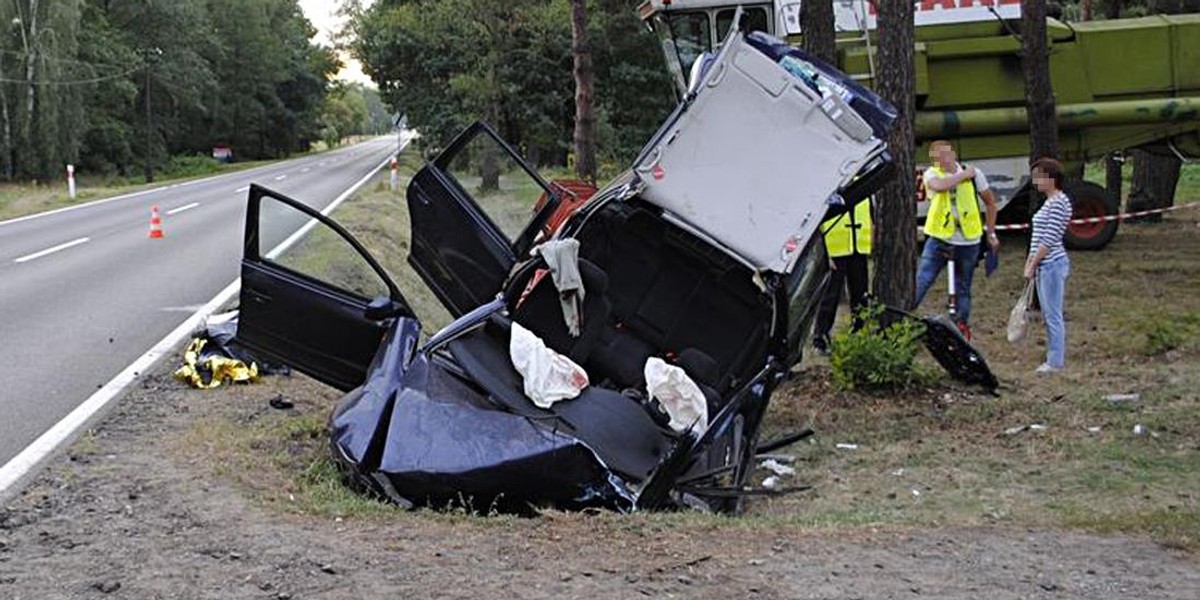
[993,200,1200,231]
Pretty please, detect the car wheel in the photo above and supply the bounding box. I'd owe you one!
[1064,180,1119,251]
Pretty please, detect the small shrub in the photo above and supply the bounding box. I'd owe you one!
[830,303,929,391]
[1144,322,1184,356]
[160,154,225,179]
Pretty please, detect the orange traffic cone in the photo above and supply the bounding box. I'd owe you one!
[148,205,165,239]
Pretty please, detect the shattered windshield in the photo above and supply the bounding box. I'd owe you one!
[656,12,711,93]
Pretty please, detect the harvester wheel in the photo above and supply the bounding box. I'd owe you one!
[1064,180,1119,251]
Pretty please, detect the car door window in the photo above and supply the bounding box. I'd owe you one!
[257,195,390,301]
[716,7,771,41]
[438,130,549,244]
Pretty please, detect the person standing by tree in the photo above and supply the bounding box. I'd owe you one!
[1024,157,1073,374]
[912,140,1000,339]
[812,197,872,355]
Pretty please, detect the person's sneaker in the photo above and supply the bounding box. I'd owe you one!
[956,321,972,341]
[1035,363,1062,374]
[812,336,831,356]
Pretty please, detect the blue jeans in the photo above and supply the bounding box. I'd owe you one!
[1037,256,1070,368]
[913,237,981,325]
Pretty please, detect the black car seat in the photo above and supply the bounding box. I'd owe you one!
[674,348,723,416]
[509,258,612,365]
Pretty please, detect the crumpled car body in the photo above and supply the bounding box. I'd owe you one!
[234,29,899,513]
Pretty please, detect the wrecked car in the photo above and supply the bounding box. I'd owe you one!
[234,28,899,513]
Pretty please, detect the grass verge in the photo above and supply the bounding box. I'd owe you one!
[180,157,1200,550]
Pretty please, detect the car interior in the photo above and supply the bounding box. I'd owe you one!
[431,198,774,483]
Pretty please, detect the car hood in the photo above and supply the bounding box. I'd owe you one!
[630,29,894,274]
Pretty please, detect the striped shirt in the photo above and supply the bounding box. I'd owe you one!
[1030,191,1071,263]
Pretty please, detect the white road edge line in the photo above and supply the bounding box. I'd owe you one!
[0,136,393,230]
[166,202,201,216]
[0,146,401,503]
[13,237,90,264]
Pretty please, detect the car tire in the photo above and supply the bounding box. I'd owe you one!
[1063,180,1120,251]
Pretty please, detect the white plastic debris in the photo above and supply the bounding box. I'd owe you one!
[1004,423,1048,436]
[891,468,905,477]
[762,476,780,489]
[1086,426,1102,434]
[759,459,795,477]
[911,488,921,497]
[835,443,859,450]
[1103,393,1141,404]
[510,322,589,408]
[1133,424,1147,436]
[644,357,708,434]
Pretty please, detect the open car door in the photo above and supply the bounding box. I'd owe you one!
[237,184,414,392]
[407,122,562,317]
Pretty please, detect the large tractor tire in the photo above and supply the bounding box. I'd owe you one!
[1063,180,1120,251]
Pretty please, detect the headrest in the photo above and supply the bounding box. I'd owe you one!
[675,348,719,389]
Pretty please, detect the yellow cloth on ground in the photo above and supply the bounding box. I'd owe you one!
[173,338,259,389]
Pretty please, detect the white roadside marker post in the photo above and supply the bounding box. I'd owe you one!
[67,164,76,199]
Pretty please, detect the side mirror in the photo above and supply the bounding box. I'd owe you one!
[365,296,403,321]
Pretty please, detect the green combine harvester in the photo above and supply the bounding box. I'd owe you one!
[638,0,1200,249]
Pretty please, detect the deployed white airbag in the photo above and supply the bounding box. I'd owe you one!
[644,357,709,434]
[509,322,589,408]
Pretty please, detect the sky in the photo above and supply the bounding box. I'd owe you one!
[298,0,374,86]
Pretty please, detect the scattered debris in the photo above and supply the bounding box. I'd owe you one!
[911,488,921,497]
[320,563,337,575]
[93,580,121,594]
[268,395,295,410]
[892,468,905,477]
[836,443,859,450]
[762,476,780,489]
[1086,426,1102,434]
[1104,393,1140,405]
[1003,423,1047,436]
[759,459,795,476]
[1133,424,1147,436]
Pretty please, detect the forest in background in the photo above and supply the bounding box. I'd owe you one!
[0,0,390,183]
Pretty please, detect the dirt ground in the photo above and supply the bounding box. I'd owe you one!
[2,363,1198,600]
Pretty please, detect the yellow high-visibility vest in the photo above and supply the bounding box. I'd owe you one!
[923,165,983,240]
[822,197,872,257]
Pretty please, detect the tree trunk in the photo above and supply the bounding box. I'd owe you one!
[479,144,500,192]
[1105,153,1123,206]
[0,54,12,181]
[1127,148,1181,223]
[1105,0,1122,19]
[871,0,917,315]
[801,0,836,64]
[570,0,596,183]
[1081,0,1094,20]
[1022,0,1059,168]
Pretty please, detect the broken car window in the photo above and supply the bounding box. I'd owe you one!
[258,195,389,300]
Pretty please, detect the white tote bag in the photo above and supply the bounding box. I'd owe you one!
[1007,279,1037,343]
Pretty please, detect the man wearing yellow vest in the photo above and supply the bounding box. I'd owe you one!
[812,197,872,355]
[913,140,1000,339]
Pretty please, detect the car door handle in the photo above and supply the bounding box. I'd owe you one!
[245,290,272,305]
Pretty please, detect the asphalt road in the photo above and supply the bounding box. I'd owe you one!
[0,136,401,467]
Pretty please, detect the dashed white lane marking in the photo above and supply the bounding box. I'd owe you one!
[13,237,91,264]
[166,202,200,216]
[0,143,401,503]
[301,167,311,173]
[235,186,250,193]
[274,174,288,181]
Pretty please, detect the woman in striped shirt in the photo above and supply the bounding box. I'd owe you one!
[1023,157,1072,374]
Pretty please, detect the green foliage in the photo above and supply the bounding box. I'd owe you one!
[348,0,674,167]
[0,0,338,182]
[830,303,930,391]
[1141,312,1200,355]
[158,155,225,179]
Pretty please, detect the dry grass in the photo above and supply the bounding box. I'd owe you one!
[183,157,1200,550]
